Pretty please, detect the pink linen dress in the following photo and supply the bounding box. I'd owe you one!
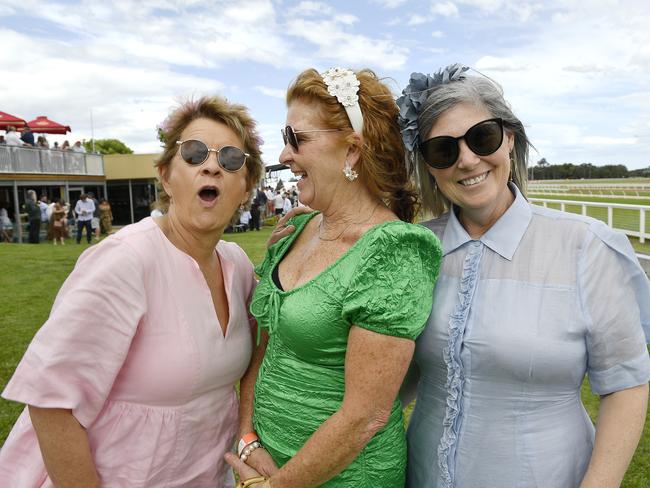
[0,217,255,487]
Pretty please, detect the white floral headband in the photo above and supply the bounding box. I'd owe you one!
[321,67,364,134]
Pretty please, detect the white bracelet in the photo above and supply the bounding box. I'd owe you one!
[239,440,263,462]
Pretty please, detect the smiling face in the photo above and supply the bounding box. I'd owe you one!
[426,102,514,226]
[279,99,350,210]
[160,117,249,234]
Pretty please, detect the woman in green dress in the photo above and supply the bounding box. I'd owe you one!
[226,68,442,488]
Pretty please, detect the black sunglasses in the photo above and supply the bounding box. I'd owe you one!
[176,140,248,172]
[420,118,504,169]
[281,125,342,152]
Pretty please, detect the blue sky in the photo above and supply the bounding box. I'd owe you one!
[1,0,648,169]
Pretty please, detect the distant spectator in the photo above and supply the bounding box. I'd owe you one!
[51,200,66,245]
[25,190,40,244]
[36,136,50,149]
[99,199,113,235]
[74,193,95,244]
[61,140,70,151]
[273,191,284,216]
[250,188,265,231]
[52,141,60,150]
[0,135,6,145]
[5,127,23,146]
[71,141,86,153]
[38,196,49,223]
[282,192,292,215]
[0,201,13,242]
[87,192,100,240]
[265,186,274,217]
[21,127,35,147]
[239,205,251,230]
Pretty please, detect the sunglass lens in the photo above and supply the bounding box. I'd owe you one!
[219,146,246,171]
[466,119,503,156]
[180,140,208,165]
[284,126,299,151]
[420,137,458,169]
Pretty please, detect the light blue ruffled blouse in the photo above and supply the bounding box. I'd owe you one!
[406,184,650,488]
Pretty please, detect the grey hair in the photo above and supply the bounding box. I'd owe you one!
[414,75,531,217]
[27,190,37,201]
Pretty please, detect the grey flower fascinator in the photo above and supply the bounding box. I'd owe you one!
[396,63,469,152]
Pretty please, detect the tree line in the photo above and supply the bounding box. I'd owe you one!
[530,159,650,180]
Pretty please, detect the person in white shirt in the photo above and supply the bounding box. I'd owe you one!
[239,206,252,231]
[5,127,24,147]
[71,141,86,153]
[74,194,95,244]
[282,194,292,215]
[38,196,49,223]
[273,192,284,216]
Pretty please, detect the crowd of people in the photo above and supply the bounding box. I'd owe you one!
[238,186,299,232]
[0,126,86,152]
[1,191,113,244]
[0,64,648,488]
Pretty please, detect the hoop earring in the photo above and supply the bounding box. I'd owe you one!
[343,161,358,182]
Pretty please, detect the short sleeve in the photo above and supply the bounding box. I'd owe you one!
[342,223,442,340]
[579,223,650,395]
[2,237,147,427]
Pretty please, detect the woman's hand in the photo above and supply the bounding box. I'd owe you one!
[225,451,275,487]
[266,206,312,247]
[243,447,279,477]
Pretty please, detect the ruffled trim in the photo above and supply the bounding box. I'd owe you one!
[437,241,483,487]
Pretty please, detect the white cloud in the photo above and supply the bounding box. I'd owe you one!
[287,19,409,70]
[430,1,459,17]
[294,1,333,16]
[371,0,408,8]
[408,14,430,26]
[254,86,286,99]
[431,30,444,38]
[582,136,637,146]
[334,14,359,25]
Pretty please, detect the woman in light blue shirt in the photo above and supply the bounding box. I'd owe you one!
[398,65,650,488]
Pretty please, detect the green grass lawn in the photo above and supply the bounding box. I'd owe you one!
[1,227,648,486]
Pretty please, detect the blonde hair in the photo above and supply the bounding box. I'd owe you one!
[287,69,419,222]
[155,96,264,211]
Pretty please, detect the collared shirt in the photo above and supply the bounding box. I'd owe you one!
[5,131,23,146]
[75,199,95,221]
[407,183,650,488]
[38,202,48,222]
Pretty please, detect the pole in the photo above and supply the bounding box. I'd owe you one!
[90,109,96,153]
[13,180,22,243]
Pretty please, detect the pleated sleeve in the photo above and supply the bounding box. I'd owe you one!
[341,223,442,340]
[579,221,650,395]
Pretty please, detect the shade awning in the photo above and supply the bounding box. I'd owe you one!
[0,111,27,129]
[26,115,71,134]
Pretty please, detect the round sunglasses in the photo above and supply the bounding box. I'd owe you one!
[281,125,342,152]
[176,140,248,172]
[419,118,504,169]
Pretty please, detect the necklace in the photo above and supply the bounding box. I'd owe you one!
[318,202,381,242]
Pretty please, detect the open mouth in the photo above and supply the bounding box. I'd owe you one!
[292,169,307,180]
[198,185,220,202]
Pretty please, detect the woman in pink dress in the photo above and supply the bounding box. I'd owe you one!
[0,96,264,487]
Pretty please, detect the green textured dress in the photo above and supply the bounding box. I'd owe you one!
[250,212,442,487]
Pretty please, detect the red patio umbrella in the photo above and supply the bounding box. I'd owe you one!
[26,115,71,134]
[0,110,27,130]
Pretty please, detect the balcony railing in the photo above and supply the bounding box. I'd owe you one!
[0,145,104,176]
